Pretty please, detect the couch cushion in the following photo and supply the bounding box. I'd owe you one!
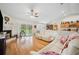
[40,51,59,55]
[60,36,68,44]
[68,32,79,40]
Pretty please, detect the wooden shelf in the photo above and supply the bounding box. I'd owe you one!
[60,21,79,32]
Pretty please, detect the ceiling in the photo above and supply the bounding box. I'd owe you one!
[0,3,79,24]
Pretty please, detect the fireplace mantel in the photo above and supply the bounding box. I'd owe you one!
[3,30,12,39]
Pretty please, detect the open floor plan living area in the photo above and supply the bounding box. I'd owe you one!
[0,3,79,55]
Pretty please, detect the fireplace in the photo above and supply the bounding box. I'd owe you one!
[3,30,12,39]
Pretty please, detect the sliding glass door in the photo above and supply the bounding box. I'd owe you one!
[20,24,32,37]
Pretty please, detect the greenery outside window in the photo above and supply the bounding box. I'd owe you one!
[20,24,32,37]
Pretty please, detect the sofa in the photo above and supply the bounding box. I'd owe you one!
[31,31,79,55]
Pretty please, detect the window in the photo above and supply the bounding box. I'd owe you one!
[20,24,32,37]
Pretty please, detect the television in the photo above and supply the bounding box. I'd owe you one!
[0,10,3,32]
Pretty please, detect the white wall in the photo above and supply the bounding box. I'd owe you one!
[2,12,36,36]
[1,3,79,36]
[36,23,46,32]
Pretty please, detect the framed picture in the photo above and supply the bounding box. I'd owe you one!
[4,16,10,24]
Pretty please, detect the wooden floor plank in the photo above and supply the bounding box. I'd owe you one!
[6,36,50,55]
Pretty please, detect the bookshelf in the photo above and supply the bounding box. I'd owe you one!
[60,20,79,32]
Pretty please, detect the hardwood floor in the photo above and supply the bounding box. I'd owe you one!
[6,36,50,55]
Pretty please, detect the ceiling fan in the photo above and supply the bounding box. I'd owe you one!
[26,8,39,18]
